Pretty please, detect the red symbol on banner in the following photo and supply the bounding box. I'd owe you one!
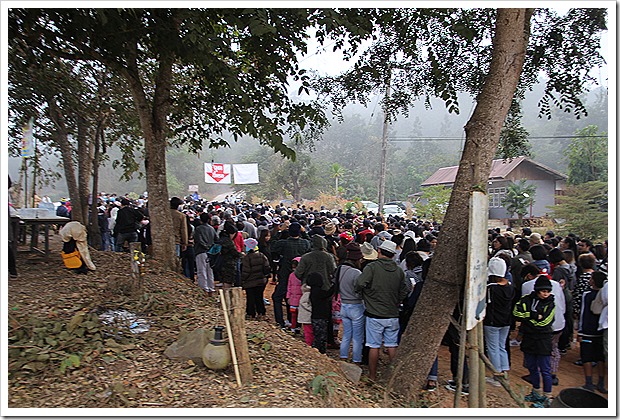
[206,164,229,182]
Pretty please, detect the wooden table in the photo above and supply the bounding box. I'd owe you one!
[16,216,71,257]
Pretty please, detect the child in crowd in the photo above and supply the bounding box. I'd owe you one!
[286,257,303,334]
[239,238,270,319]
[297,283,313,346]
[513,276,556,408]
[307,272,334,354]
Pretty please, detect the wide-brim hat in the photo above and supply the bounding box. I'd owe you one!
[379,240,397,254]
[345,242,363,260]
[360,242,378,260]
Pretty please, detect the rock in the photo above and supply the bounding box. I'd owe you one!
[164,328,213,366]
[338,361,362,384]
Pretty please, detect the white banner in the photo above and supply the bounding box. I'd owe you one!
[205,163,231,184]
[233,163,259,184]
[21,117,35,157]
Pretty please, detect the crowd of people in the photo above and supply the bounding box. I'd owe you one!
[89,193,610,404]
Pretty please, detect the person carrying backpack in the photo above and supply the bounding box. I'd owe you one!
[194,213,217,296]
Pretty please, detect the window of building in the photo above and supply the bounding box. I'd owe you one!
[488,187,506,208]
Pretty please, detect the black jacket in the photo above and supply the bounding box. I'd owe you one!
[113,206,144,235]
[513,292,555,355]
[484,281,515,327]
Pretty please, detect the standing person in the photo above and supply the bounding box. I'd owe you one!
[271,223,311,328]
[219,221,242,289]
[484,257,516,387]
[194,213,217,296]
[513,276,556,408]
[578,271,607,393]
[355,240,409,381]
[239,238,270,319]
[295,235,339,345]
[307,272,334,354]
[113,198,143,252]
[521,270,566,387]
[530,245,551,276]
[511,239,533,293]
[572,253,596,318]
[335,242,365,364]
[297,282,313,346]
[170,197,189,262]
[287,257,303,333]
[97,205,112,251]
[590,277,608,367]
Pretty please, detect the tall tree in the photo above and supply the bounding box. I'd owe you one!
[566,125,608,184]
[312,7,605,398]
[548,181,607,240]
[9,8,379,269]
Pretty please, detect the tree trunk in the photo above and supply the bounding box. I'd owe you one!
[89,123,103,249]
[76,114,93,226]
[120,41,176,270]
[48,101,81,223]
[384,8,533,399]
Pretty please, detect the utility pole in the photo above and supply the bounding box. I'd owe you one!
[377,67,391,215]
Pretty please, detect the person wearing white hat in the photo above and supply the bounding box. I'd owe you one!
[484,257,515,387]
[355,240,409,381]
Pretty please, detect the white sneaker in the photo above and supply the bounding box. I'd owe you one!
[485,376,502,387]
[284,320,292,328]
[509,339,521,347]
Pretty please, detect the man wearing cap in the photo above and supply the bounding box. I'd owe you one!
[355,240,409,381]
[271,222,311,328]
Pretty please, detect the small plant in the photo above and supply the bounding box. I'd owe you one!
[310,372,339,398]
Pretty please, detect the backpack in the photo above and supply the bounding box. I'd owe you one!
[61,239,85,271]
[207,238,224,275]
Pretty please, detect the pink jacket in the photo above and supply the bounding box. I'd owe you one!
[286,272,303,307]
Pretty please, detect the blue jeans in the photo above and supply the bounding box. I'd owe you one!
[272,278,289,328]
[484,325,511,372]
[339,303,366,363]
[427,357,439,381]
[524,353,552,393]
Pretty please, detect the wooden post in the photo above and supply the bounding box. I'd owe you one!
[219,289,242,387]
[129,242,144,292]
[477,323,487,407]
[220,288,253,386]
[467,327,479,407]
[230,287,253,384]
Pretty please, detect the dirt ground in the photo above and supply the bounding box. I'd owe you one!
[6,231,608,411]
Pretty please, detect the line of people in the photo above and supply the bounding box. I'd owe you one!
[93,193,609,397]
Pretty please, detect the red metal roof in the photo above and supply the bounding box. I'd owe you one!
[421,156,567,186]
